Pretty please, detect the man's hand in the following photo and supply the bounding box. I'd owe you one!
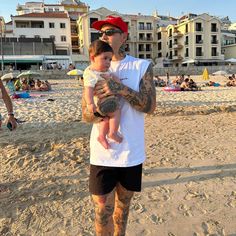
[87,103,96,114]
[95,74,123,99]
[8,115,17,130]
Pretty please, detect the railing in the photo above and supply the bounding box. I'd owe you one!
[211,40,218,44]
[196,40,203,44]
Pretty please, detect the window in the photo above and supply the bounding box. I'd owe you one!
[211,35,218,44]
[196,47,203,56]
[169,40,172,48]
[146,23,152,30]
[158,42,162,50]
[185,36,189,45]
[139,33,145,40]
[146,33,152,40]
[158,52,162,58]
[196,22,202,31]
[157,32,161,40]
[185,24,188,33]
[61,36,66,42]
[169,28,172,37]
[34,35,40,39]
[146,54,151,59]
[139,54,144,59]
[91,32,99,42]
[211,23,217,32]
[139,22,144,30]
[50,35,55,41]
[146,44,151,51]
[90,18,98,28]
[138,44,144,51]
[211,47,217,56]
[196,35,202,44]
[19,35,26,38]
[49,22,55,28]
[60,23,66,28]
[185,48,189,57]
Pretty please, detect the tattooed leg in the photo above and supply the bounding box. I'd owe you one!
[92,191,115,236]
[113,183,134,236]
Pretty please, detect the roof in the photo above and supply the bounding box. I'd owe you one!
[13,12,69,19]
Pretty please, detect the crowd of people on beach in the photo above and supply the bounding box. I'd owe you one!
[154,73,200,91]
[6,78,52,93]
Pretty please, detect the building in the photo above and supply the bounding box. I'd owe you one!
[78,7,176,64]
[165,13,223,67]
[2,12,71,69]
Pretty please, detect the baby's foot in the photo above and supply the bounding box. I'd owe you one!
[97,136,110,149]
[108,133,123,143]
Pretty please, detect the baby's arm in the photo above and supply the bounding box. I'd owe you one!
[84,86,96,113]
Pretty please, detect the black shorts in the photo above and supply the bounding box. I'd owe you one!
[89,164,143,195]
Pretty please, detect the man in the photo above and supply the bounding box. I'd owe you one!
[83,16,156,235]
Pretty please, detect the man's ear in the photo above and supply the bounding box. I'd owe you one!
[90,55,95,62]
[122,32,128,43]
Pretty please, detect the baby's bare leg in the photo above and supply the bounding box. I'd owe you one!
[97,117,110,149]
[108,109,123,143]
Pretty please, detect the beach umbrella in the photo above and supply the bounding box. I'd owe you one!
[17,70,41,79]
[202,68,209,80]
[212,70,228,76]
[1,71,20,81]
[225,58,236,63]
[67,69,84,76]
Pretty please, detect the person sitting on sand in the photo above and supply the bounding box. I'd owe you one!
[180,78,190,91]
[21,79,30,91]
[226,76,236,87]
[39,81,50,91]
[35,79,42,91]
[45,80,52,90]
[188,78,199,90]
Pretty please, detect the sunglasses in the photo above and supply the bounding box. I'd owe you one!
[98,29,123,37]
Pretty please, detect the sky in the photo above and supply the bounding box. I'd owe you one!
[0,0,236,23]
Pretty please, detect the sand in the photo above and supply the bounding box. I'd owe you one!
[0,77,236,235]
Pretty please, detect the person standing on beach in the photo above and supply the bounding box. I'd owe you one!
[82,16,156,235]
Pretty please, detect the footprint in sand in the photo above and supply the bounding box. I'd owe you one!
[150,214,165,224]
[201,220,225,236]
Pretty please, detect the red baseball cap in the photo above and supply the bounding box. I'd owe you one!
[92,15,128,33]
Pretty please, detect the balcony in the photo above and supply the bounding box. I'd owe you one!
[196,53,204,58]
[211,52,219,57]
[138,26,153,31]
[185,41,189,45]
[172,55,183,60]
[211,40,218,44]
[173,43,183,49]
[139,37,153,41]
[196,27,203,32]
[173,31,183,37]
[211,28,218,32]
[196,40,203,44]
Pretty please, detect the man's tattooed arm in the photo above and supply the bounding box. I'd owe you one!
[106,64,156,114]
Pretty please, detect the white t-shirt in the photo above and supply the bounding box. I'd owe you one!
[90,55,150,167]
[83,66,110,88]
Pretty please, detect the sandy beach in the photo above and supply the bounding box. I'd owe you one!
[0,77,236,235]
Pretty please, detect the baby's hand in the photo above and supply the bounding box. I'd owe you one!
[87,103,96,113]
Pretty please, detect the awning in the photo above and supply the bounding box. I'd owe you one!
[2,55,44,63]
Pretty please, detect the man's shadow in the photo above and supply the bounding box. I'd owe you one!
[143,163,236,188]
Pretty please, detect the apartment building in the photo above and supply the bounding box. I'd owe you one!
[16,1,88,58]
[165,13,223,66]
[78,7,176,64]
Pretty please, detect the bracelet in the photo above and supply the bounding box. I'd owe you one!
[8,112,14,116]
